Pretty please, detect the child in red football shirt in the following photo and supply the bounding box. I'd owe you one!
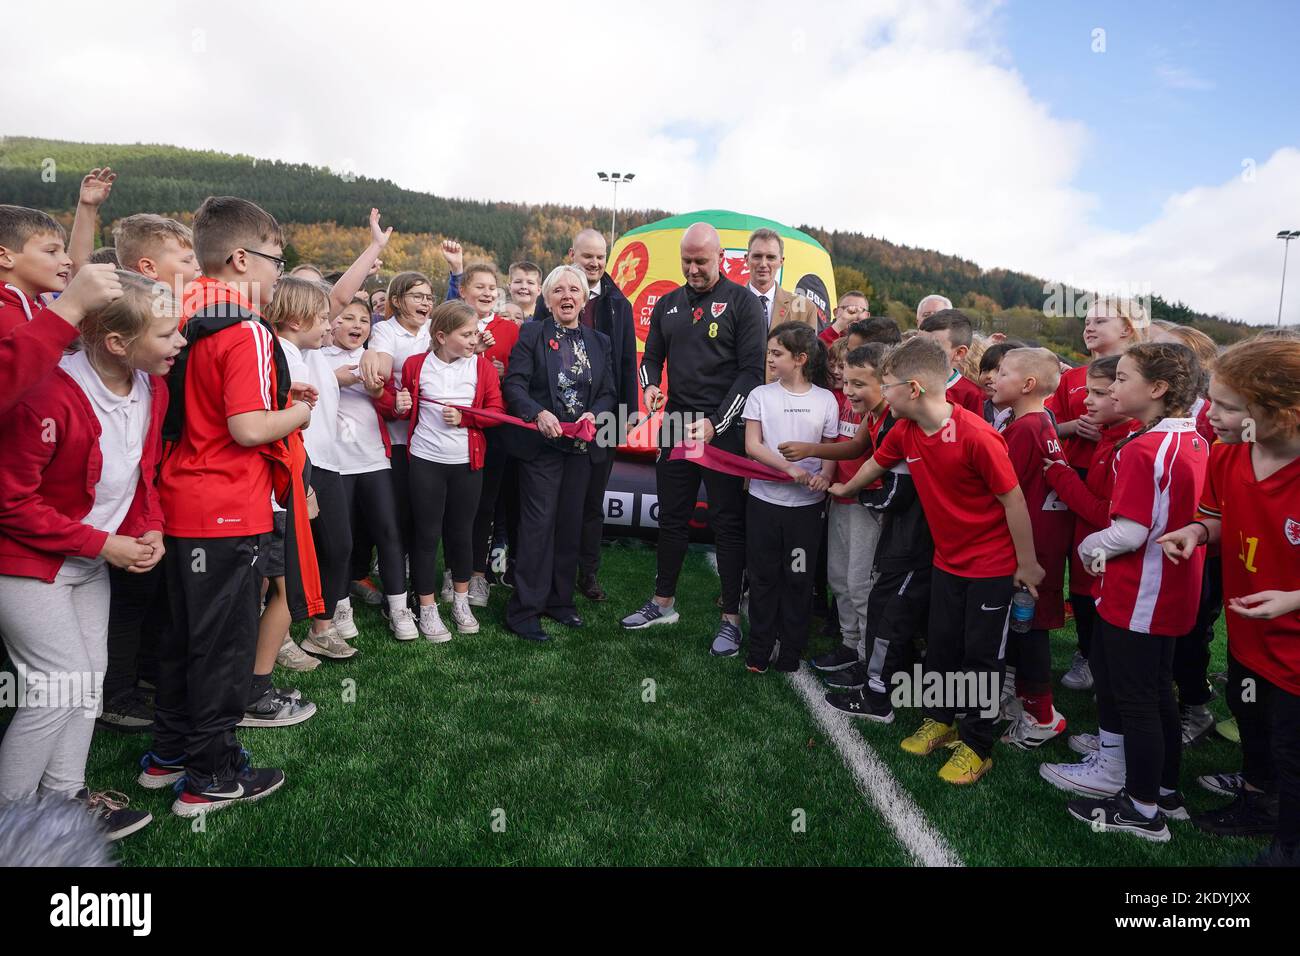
[1047,296,1147,476]
[990,348,1071,750]
[1160,337,1300,863]
[1151,320,1224,745]
[1064,343,1207,843]
[830,337,1044,786]
[147,197,319,818]
[917,309,986,416]
[0,273,181,839]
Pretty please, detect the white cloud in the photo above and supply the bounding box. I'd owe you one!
[3,0,1293,323]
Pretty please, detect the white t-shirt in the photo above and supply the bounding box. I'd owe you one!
[368,317,431,446]
[409,353,478,465]
[322,344,389,475]
[279,337,341,473]
[742,380,840,507]
[60,351,151,571]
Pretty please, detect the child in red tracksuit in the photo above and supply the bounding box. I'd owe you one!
[0,271,181,840]
[378,300,504,640]
[990,348,1072,750]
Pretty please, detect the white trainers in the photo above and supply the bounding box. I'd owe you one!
[1061,651,1094,691]
[468,576,490,608]
[301,626,359,659]
[1039,747,1125,797]
[440,570,454,603]
[276,635,320,672]
[1069,732,1101,755]
[451,597,480,634]
[1001,707,1067,751]
[332,603,358,640]
[419,604,452,643]
[389,606,418,642]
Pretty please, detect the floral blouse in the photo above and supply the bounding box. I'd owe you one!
[553,323,592,421]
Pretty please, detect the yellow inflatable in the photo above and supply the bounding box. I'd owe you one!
[609,210,838,454]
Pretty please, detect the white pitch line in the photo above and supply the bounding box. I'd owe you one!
[701,545,959,866]
[786,666,963,867]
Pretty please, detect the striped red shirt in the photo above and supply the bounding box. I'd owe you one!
[1095,419,1208,635]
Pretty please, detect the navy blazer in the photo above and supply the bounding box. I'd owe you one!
[502,318,617,463]
[533,273,638,422]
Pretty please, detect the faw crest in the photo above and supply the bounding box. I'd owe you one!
[1286,517,1300,546]
[711,302,728,319]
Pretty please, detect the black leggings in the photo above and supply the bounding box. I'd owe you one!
[744,495,824,667]
[409,454,483,597]
[1172,555,1223,707]
[309,467,351,618]
[342,469,406,598]
[1070,592,1098,658]
[1228,652,1300,848]
[1091,619,1180,803]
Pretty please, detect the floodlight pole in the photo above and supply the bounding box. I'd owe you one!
[1278,230,1300,327]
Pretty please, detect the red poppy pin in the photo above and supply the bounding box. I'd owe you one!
[692,307,704,323]
[548,339,559,350]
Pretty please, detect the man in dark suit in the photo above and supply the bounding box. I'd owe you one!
[535,228,637,602]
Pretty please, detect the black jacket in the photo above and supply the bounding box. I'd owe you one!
[534,272,638,427]
[859,416,934,572]
[502,318,617,463]
[638,275,765,451]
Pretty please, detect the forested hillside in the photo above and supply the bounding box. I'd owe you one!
[0,135,1259,356]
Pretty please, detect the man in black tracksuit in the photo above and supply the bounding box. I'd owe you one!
[619,223,766,650]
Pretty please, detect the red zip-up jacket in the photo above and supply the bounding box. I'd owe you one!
[375,352,504,470]
[0,366,167,581]
[1044,417,1138,598]
[0,283,81,415]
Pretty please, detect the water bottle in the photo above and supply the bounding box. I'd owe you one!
[1009,587,1036,634]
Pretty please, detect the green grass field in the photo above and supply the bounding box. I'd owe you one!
[9,543,1265,866]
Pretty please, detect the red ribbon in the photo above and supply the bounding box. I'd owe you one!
[667,440,793,482]
[432,402,597,442]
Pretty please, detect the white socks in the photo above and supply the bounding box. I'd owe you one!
[387,593,407,615]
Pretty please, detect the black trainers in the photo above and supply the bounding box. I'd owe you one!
[1192,789,1278,837]
[1067,789,1171,842]
[825,688,895,723]
[1157,791,1190,821]
[171,765,286,818]
[824,662,868,690]
[137,750,187,789]
[811,644,860,673]
[1197,771,1245,798]
[239,688,317,728]
[96,688,155,733]
[76,788,152,841]
[621,599,680,630]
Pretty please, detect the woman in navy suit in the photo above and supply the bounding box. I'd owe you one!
[501,265,616,641]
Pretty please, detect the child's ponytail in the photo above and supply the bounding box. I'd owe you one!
[1114,342,1201,450]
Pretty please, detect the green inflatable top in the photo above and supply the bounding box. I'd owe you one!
[620,209,828,253]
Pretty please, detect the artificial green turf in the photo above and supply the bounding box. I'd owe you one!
[7,544,1263,866]
[77,543,912,867]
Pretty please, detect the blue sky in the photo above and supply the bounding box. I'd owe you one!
[999,0,1299,232]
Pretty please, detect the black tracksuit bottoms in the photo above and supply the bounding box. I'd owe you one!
[1172,555,1223,708]
[1227,652,1300,848]
[1090,618,1180,804]
[104,563,166,700]
[154,534,263,787]
[923,568,1013,759]
[864,566,930,697]
[744,495,824,667]
[653,448,746,614]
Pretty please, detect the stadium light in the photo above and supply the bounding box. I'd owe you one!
[597,171,636,246]
[1278,229,1300,327]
